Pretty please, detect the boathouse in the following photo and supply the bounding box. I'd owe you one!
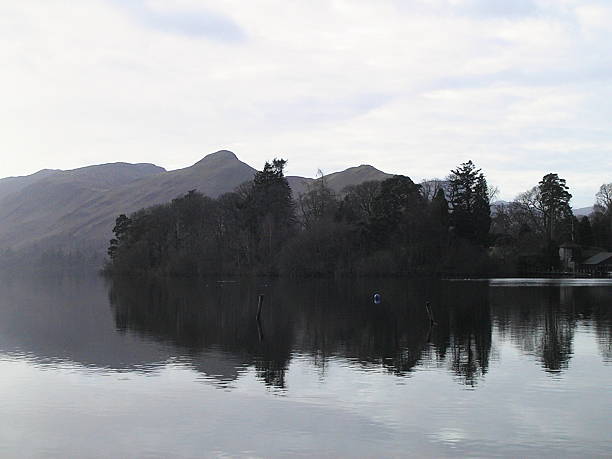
[580,252,612,276]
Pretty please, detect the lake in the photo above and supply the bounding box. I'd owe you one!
[0,273,610,458]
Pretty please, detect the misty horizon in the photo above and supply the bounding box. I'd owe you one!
[0,149,602,209]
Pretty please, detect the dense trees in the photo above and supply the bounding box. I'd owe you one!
[242,158,296,270]
[107,159,297,275]
[490,173,573,271]
[490,174,612,273]
[106,158,607,278]
[298,172,338,230]
[576,216,593,246]
[106,158,480,276]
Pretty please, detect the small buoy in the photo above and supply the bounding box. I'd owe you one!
[373,293,381,304]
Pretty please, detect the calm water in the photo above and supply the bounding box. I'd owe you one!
[0,274,610,458]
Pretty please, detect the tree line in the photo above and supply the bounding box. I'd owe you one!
[492,178,612,272]
[105,158,611,277]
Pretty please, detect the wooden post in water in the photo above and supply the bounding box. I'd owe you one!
[256,294,264,321]
[425,301,437,326]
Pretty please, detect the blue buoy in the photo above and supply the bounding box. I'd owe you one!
[373,293,381,304]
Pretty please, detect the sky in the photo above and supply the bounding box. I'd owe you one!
[1,0,611,207]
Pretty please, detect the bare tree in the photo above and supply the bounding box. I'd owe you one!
[595,183,612,213]
[420,178,446,201]
[298,170,337,230]
[342,181,381,220]
[514,186,545,235]
[488,184,500,202]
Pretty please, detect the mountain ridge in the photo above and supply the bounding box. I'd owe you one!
[0,151,392,256]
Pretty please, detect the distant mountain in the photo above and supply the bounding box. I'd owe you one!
[0,162,166,253]
[0,151,394,257]
[325,164,393,192]
[0,169,60,201]
[288,164,392,197]
[573,206,594,217]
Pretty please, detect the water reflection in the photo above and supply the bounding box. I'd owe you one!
[1,273,610,458]
[106,277,611,388]
[491,284,611,372]
[0,274,610,390]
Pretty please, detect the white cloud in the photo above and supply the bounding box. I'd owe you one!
[0,0,610,206]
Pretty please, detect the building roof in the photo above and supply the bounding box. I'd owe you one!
[582,252,612,265]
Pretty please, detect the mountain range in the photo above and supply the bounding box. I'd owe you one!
[0,150,391,257]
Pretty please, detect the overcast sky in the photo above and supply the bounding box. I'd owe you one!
[1,0,611,207]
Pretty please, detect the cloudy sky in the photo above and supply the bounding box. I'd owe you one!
[1,0,611,206]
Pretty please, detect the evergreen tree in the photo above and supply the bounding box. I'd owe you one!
[538,173,572,245]
[368,175,422,248]
[448,160,491,245]
[473,175,492,244]
[248,158,296,266]
[108,214,132,261]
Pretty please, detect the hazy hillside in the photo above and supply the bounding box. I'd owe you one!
[67,150,257,251]
[0,162,166,252]
[0,169,60,201]
[0,150,394,257]
[288,165,392,197]
[573,206,594,217]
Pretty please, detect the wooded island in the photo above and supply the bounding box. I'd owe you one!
[105,159,612,277]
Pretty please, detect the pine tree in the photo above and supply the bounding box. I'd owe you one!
[108,214,132,260]
[448,160,491,245]
[538,173,572,245]
[249,158,296,265]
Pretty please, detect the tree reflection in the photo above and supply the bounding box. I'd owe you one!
[108,277,293,389]
[490,284,612,373]
[106,277,612,389]
[428,282,492,386]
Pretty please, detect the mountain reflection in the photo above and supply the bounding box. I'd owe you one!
[0,273,609,390]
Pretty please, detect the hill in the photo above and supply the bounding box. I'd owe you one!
[0,151,394,258]
[0,162,166,253]
[573,206,594,217]
[0,169,60,201]
[288,165,392,197]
